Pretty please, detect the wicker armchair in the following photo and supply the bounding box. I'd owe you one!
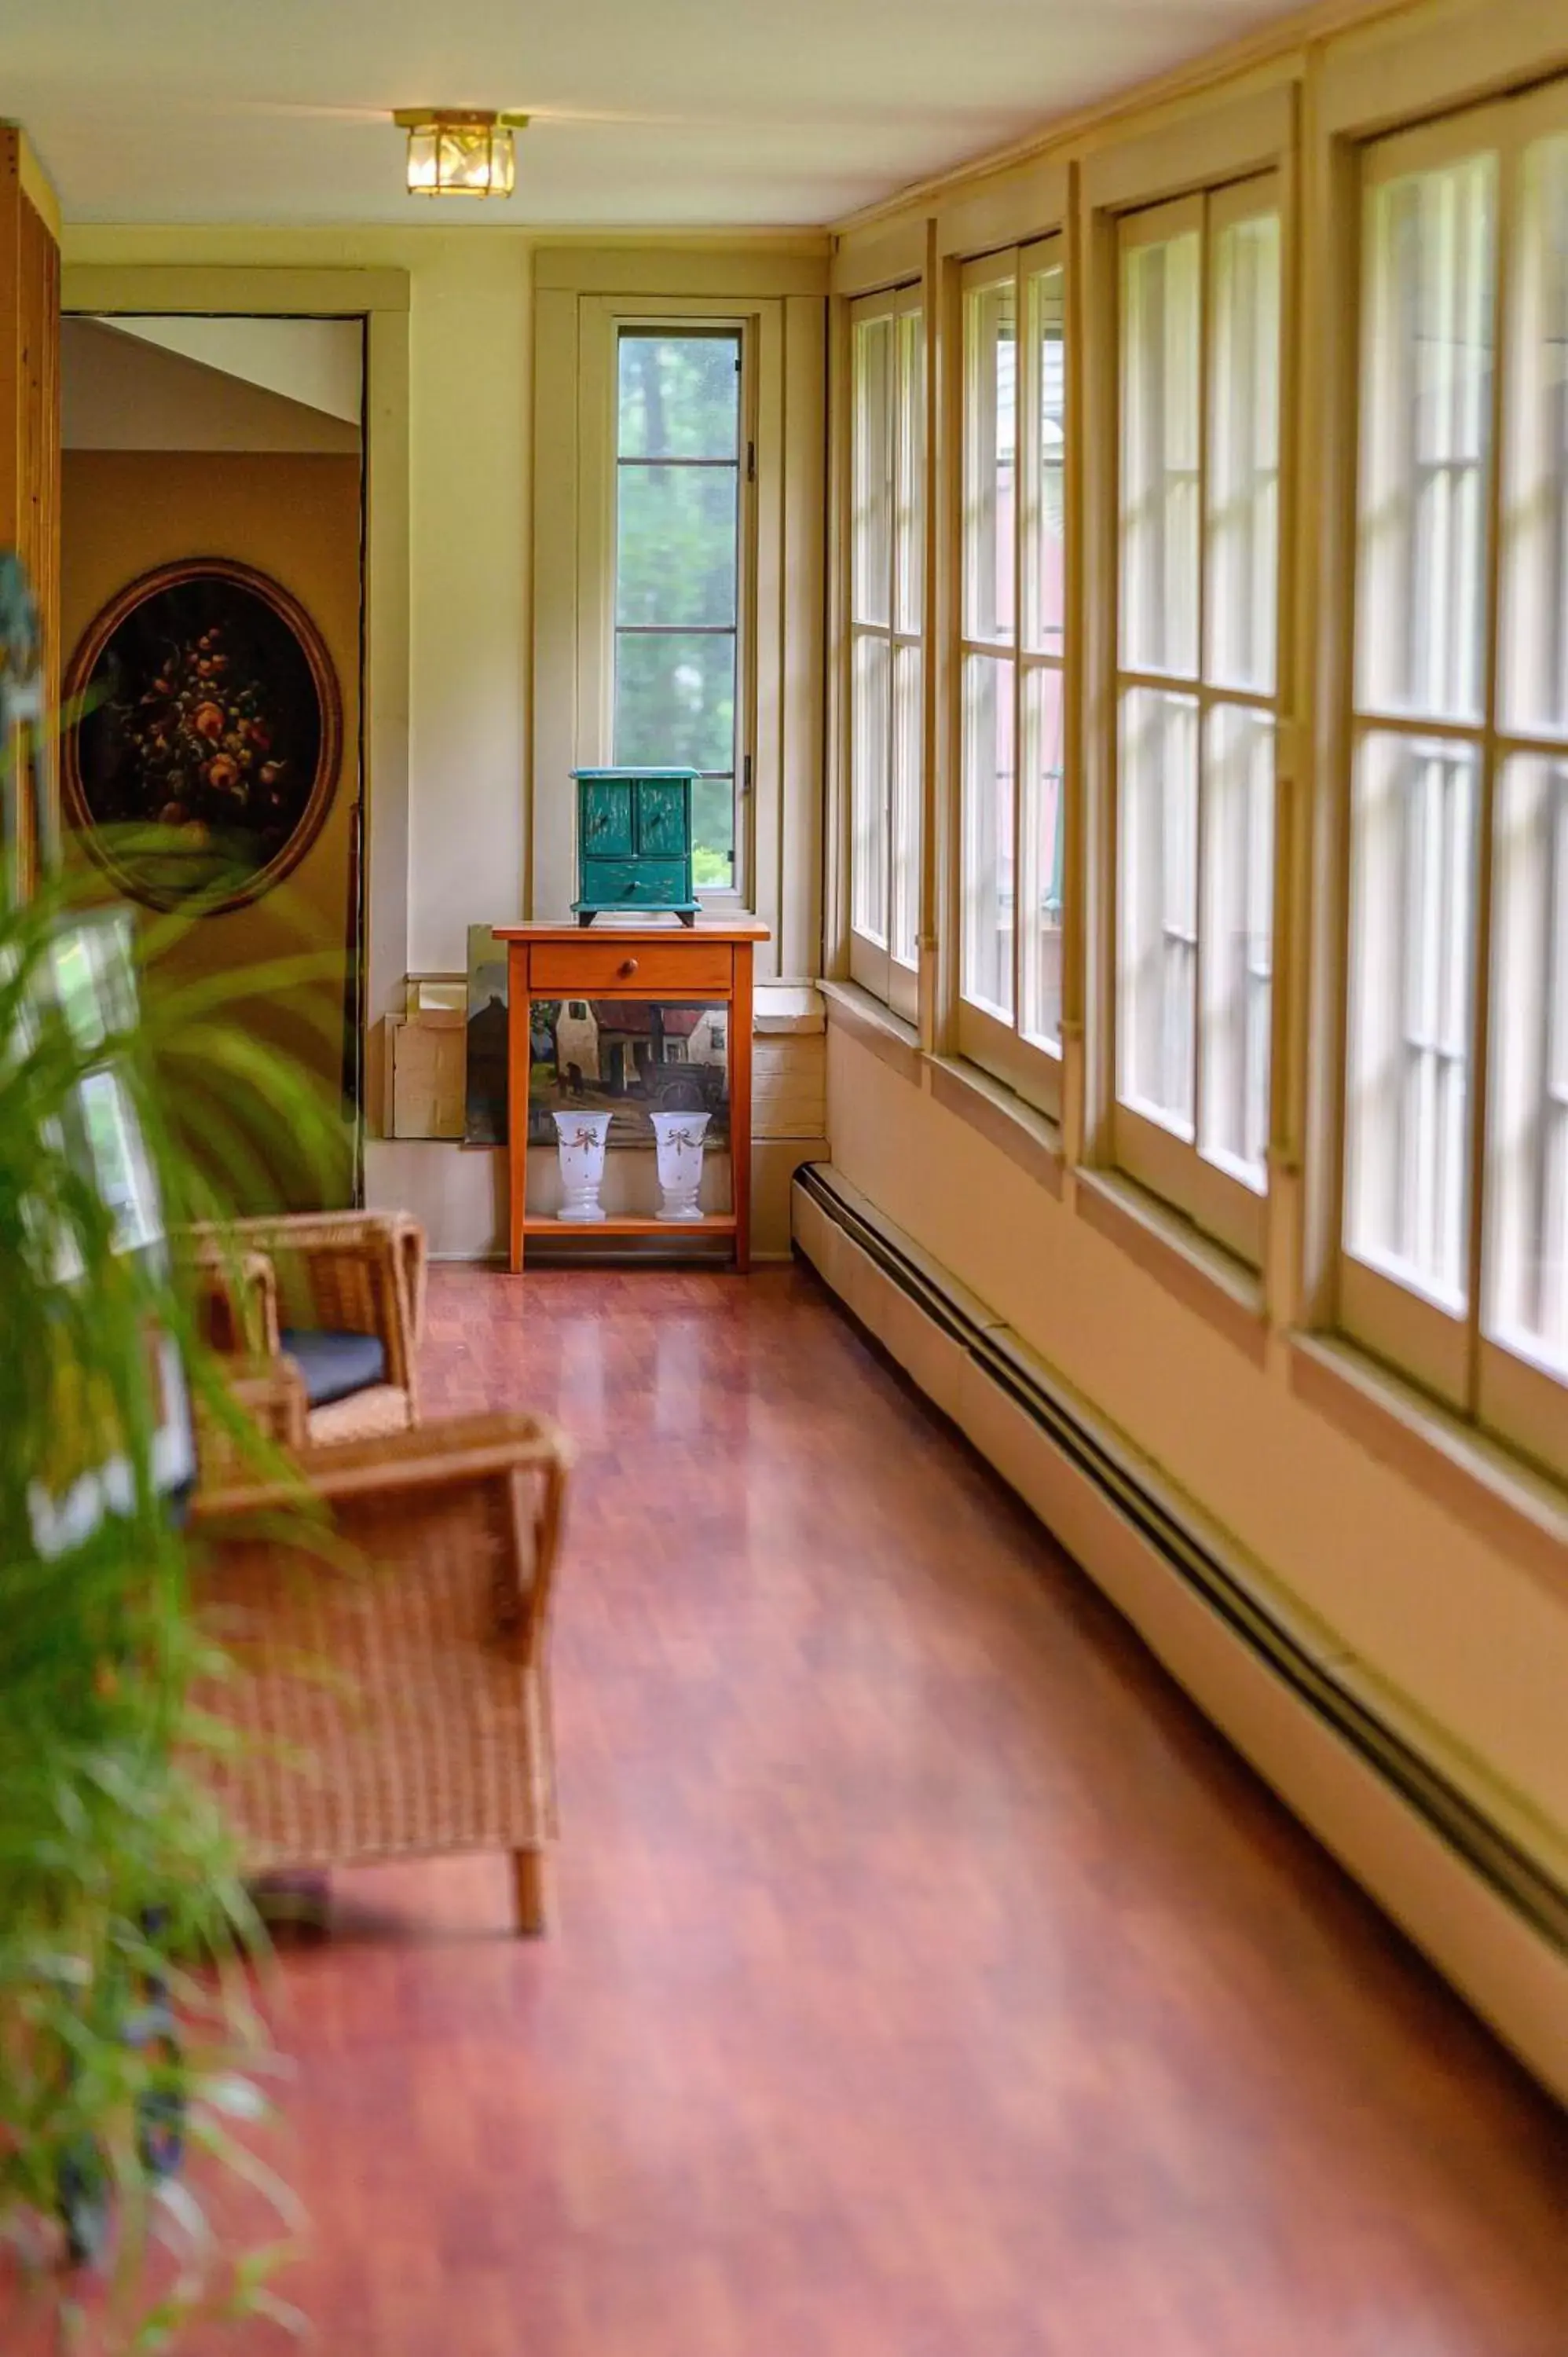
[188,1210,427,1446]
[190,1411,572,1935]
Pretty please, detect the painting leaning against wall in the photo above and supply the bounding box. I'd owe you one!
[465,922,509,1146]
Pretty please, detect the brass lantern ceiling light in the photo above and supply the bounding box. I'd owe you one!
[394,108,529,198]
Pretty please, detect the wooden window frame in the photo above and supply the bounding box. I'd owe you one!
[532,250,829,984]
[955,233,1069,1119]
[1335,79,1568,1484]
[847,280,925,1022]
[1108,172,1285,1268]
[578,300,762,915]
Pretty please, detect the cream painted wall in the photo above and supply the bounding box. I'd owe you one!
[62,227,533,979]
[826,1029,1568,1881]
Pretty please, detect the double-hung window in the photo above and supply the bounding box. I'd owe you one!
[1343,84,1568,1479]
[613,325,749,895]
[1113,179,1282,1259]
[848,285,925,1019]
[958,237,1068,1111]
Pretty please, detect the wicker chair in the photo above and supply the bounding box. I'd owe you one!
[188,1210,427,1446]
[190,1411,571,1934]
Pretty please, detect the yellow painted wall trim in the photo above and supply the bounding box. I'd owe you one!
[1318,0,1568,135]
[534,244,828,297]
[534,226,830,254]
[1079,80,1293,213]
[61,263,409,315]
[8,126,61,245]
[934,153,1069,262]
[830,214,928,299]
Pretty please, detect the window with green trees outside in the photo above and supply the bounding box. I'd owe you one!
[614,328,746,892]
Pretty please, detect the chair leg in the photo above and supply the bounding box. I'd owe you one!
[511,1847,548,1936]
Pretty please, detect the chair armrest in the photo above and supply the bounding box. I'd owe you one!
[397,1216,428,1356]
[185,1241,280,1358]
[190,1409,572,1661]
[193,1352,309,1486]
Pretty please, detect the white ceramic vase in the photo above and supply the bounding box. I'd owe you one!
[649,1109,710,1222]
[551,1109,613,1221]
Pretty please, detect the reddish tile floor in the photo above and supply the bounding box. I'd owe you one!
[55,1268,1568,2351]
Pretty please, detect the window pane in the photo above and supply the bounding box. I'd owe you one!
[1027,263,1067,658]
[892,642,922,973]
[962,653,1015,1019]
[1118,686,1199,1136]
[614,629,736,778]
[1486,754,1568,1377]
[1199,703,1274,1185]
[1120,227,1201,678]
[1345,731,1478,1310]
[851,632,890,948]
[1502,131,1568,740]
[1020,665,1064,1055]
[691,777,734,886]
[616,464,738,629]
[618,332,740,459]
[896,308,925,637]
[964,280,1017,645]
[1357,152,1496,722]
[1207,211,1281,694]
[853,315,893,629]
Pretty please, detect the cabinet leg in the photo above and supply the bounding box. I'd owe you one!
[511,1847,549,1936]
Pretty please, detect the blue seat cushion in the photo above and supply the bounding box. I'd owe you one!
[278,1327,388,1409]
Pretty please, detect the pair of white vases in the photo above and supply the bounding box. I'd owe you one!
[549,1109,709,1222]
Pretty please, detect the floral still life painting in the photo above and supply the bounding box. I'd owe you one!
[63,558,342,914]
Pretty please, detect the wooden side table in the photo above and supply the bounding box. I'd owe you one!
[495,921,770,1274]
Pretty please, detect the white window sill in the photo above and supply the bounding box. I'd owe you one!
[819,979,921,1081]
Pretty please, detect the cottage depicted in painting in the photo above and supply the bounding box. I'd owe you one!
[527,998,728,1146]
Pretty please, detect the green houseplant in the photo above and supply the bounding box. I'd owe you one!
[0,553,348,2351]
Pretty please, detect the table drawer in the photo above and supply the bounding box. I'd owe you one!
[529,940,733,996]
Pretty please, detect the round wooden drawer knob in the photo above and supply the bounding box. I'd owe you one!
[618,957,639,977]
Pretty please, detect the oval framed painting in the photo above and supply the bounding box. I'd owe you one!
[63,557,343,915]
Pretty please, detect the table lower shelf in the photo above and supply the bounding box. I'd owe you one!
[521,1215,738,1237]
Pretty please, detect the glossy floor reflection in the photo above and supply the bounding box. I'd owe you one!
[197,1267,1568,2349]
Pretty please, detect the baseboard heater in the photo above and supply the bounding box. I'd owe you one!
[793,1163,1568,1989]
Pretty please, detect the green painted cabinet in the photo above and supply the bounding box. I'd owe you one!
[572,768,700,926]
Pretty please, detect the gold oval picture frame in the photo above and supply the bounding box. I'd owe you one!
[63,556,343,916]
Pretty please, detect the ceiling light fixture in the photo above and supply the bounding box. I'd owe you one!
[393,108,528,198]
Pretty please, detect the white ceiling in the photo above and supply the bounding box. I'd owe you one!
[5,0,1297,229]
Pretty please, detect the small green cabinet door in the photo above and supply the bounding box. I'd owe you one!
[636,781,687,858]
[581,780,635,859]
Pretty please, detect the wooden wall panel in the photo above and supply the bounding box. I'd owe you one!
[0,129,61,892]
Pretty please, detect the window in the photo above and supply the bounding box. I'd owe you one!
[1344,86,1568,1478]
[1112,181,1281,1259]
[848,284,925,1018]
[614,327,748,893]
[958,237,1068,1109]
